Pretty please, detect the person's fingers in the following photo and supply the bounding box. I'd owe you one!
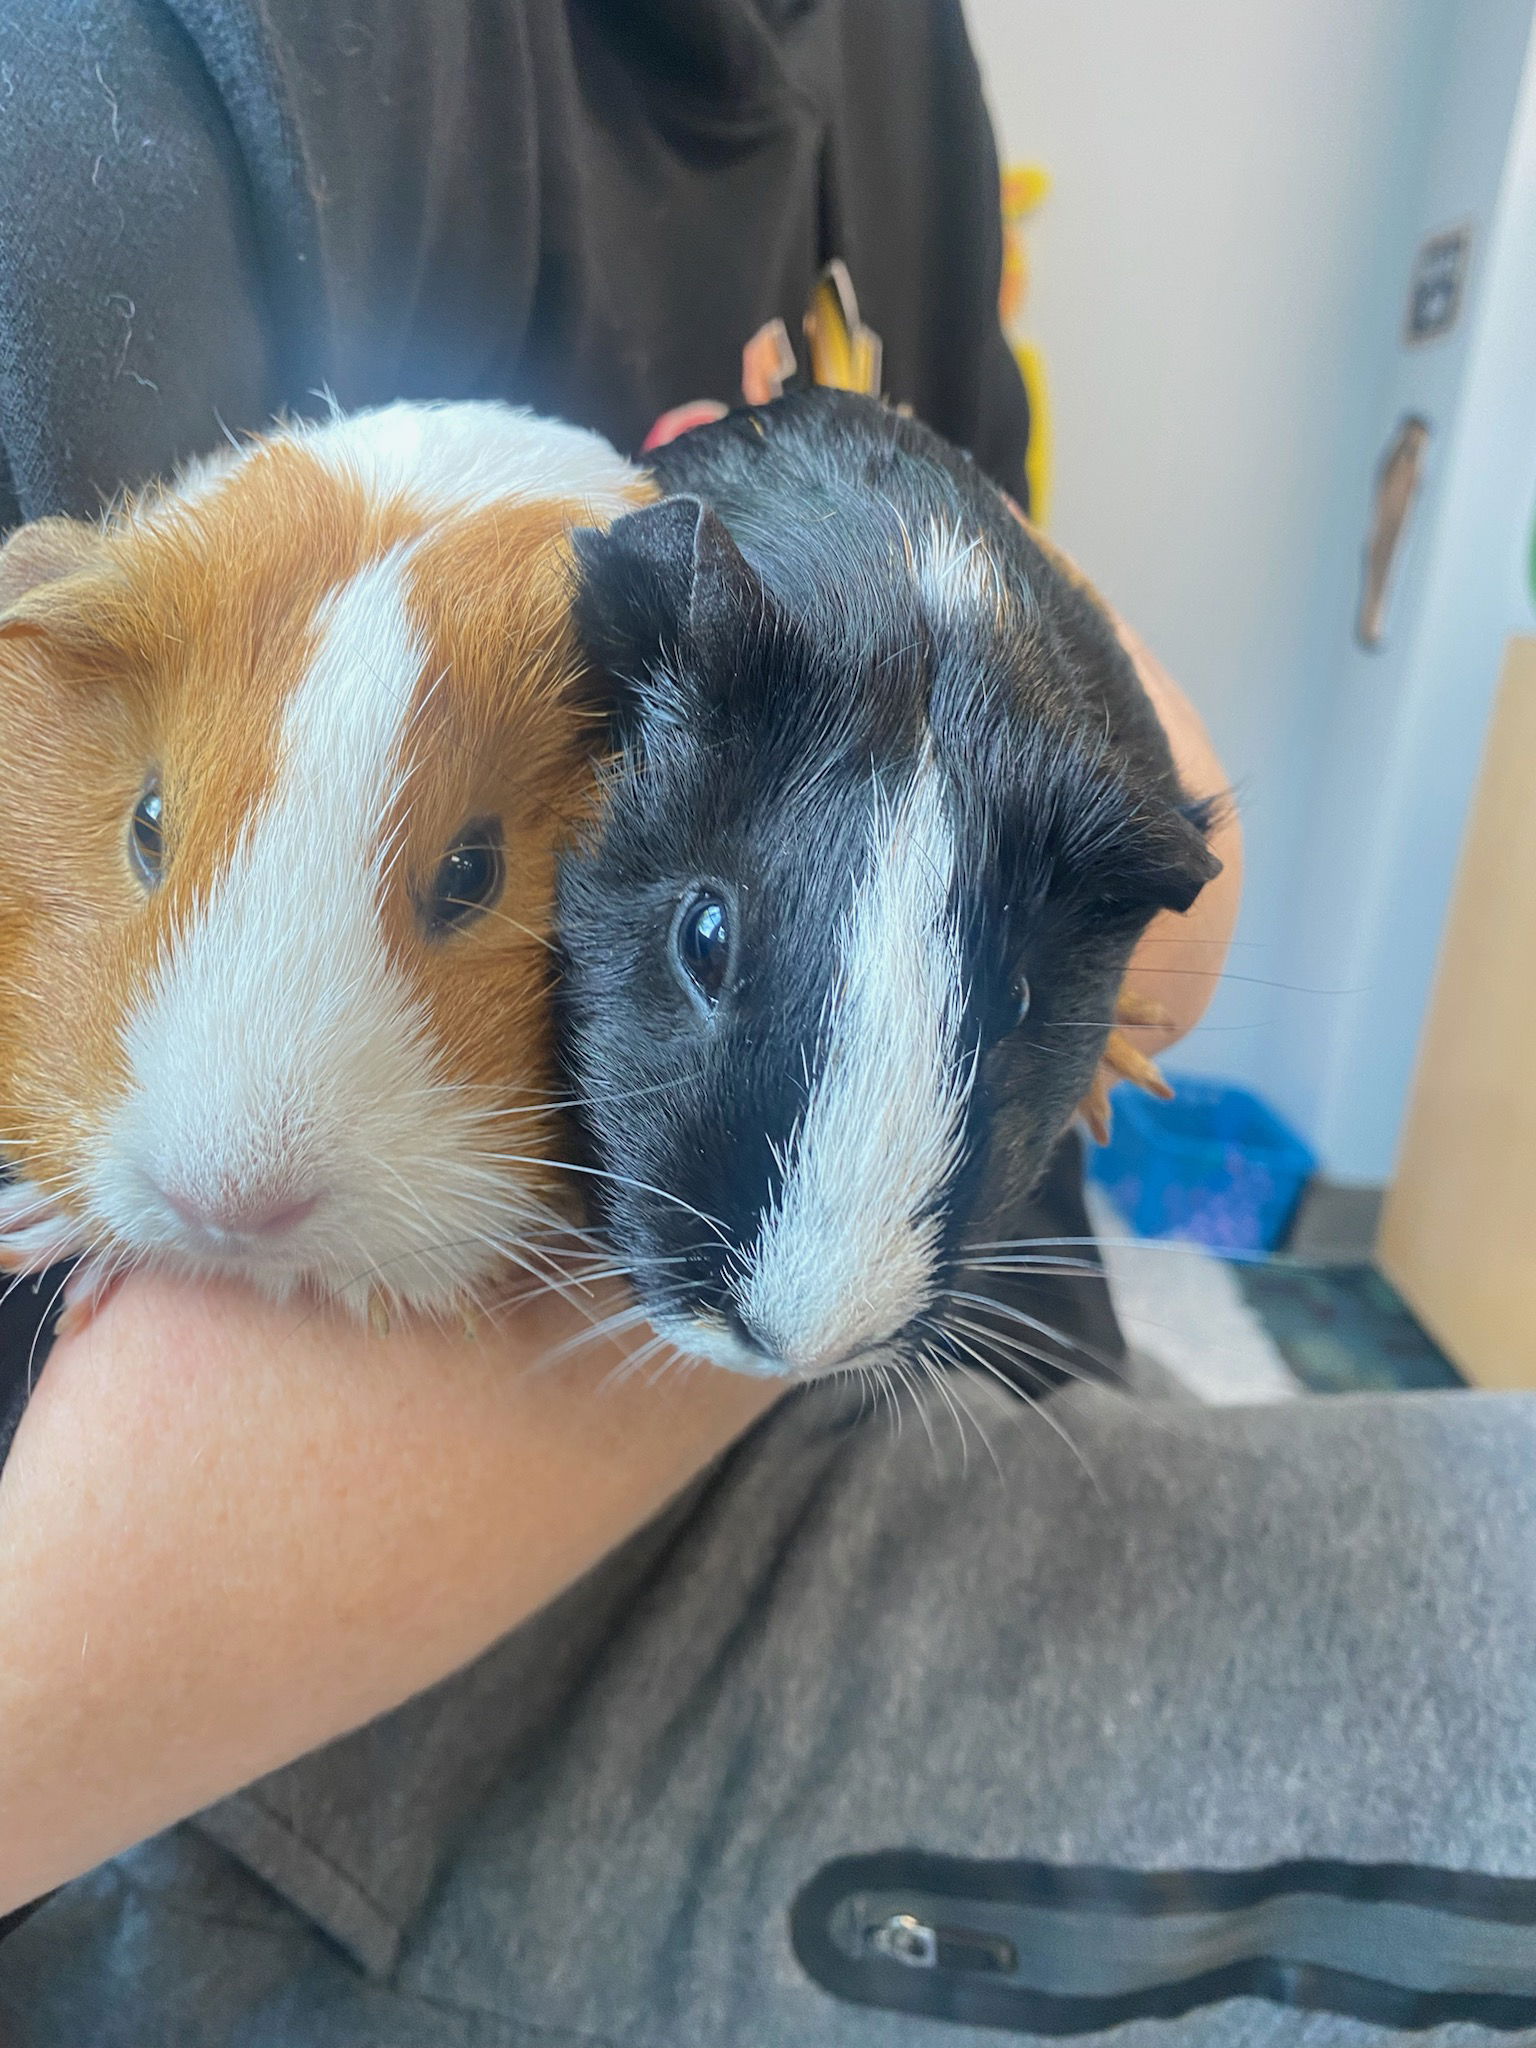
[639,313,799,451]
[741,318,796,405]
[641,400,728,452]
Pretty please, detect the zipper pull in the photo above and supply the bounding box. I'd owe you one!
[869,1913,938,1968]
[867,1911,1017,1975]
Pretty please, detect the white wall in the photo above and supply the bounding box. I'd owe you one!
[1277,13,1536,1181]
[965,0,1536,1179]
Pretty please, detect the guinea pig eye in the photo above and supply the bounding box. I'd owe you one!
[1017,974,1032,1023]
[129,783,165,887]
[425,818,505,936]
[672,890,733,1009]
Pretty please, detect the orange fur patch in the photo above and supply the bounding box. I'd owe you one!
[0,433,650,1239]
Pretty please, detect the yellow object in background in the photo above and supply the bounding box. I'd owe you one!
[802,260,883,396]
[1001,164,1053,529]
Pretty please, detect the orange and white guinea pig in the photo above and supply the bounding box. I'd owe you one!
[0,400,648,1330]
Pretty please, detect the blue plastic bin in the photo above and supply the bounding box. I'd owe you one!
[1087,1076,1316,1254]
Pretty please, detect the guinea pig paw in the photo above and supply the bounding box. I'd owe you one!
[55,1259,124,1340]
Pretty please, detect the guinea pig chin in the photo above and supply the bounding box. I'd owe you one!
[86,1023,533,1314]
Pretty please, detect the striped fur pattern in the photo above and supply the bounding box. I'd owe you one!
[562,391,1219,1381]
[0,401,645,1319]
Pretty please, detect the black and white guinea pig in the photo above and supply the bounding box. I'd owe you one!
[560,389,1220,1382]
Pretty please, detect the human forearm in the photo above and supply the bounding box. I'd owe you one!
[1113,617,1244,1055]
[0,1277,776,1914]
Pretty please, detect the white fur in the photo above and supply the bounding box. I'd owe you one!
[294,400,640,522]
[734,753,970,1374]
[916,520,1030,631]
[148,400,640,531]
[90,549,538,1313]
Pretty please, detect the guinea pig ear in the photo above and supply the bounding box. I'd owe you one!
[1109,795,1225,918]
[571,495,768,735]
[0,517,113,643]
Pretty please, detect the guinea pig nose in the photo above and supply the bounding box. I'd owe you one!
[161,1186,321,1239]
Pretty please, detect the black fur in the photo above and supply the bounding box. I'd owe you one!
[559,391,1220,1367]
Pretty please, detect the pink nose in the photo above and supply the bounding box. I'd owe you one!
[159,1187,320,1239]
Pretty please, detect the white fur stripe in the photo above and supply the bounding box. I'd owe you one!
[93,550,525,1309]
[916,519,1034,631]
[108,551,427,1221]
[148,401,642,531]
[295,400,640,521]
[737,754,969,1371]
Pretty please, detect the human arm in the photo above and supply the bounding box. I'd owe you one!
[1114,617,1244,1056]
[0,1278,778,1916]
[0,624,1234,1921]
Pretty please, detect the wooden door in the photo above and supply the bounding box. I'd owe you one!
[1379,635,1536,1387]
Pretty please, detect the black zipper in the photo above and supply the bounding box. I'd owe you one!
[791,1849,1536,2035]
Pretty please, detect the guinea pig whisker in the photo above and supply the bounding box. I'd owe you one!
[885,1362,919,1442]
[848,1360,886,1436]
[935,1349,1009,1482]
[908,1354,951,1455]
[485,1221,641,1295]
[938,1318,1105,1499]
[942,1309,1104,1398]
[867,1363,903,1441]
[945,1288,1128,1384]
[641,1337,696,1390]
[924,1351,981,1474]
[462,1215,615,1287]
[471,1151,732,1244]
[27,1257,91,1392]
[1144,966,1366,997]
[881,1354,933,1457]
[914,1327,1008,1480]
[488,1247,594,1316]
[867,1354,914,1446]
[963,1235,1105,1261]
[921,1342,1001,1479]
[962,1257,1108,1280]
[545,1072,708,1114]
[369,1160,567,1286]
[596,1326,681,1394]
[971,1233,1298,1274]
[526,1299,662,1371]
[467,903,559,953]
[965,1233,1138,1253]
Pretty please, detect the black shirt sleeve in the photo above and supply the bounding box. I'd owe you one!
[0,1270,63,1472]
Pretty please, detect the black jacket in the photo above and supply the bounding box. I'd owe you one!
[0,0,1028,523]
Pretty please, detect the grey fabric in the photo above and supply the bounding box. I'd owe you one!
[4,1380,1536,2045]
